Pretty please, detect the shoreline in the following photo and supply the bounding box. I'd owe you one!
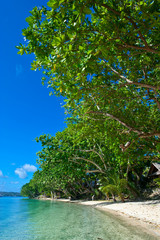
[78,199,160,225]
[38,197,160,238]
[78,200,160,238]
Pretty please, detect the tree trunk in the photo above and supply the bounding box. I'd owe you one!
[51,191,53,199]
[119,193,125,202]
[112,193,116,202]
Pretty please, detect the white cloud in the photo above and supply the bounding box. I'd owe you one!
[11,163,16,166]
[15,168,27,179]
[15,164,37,179]
[0,170,3,177]
[23,164,37,172]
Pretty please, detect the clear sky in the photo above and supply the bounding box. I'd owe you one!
[0,0,66,192]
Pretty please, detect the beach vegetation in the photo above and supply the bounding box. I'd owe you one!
[154,178,160,188]
[19,0,160,200]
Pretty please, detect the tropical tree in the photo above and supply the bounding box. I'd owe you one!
[154,178,160,188]
[17,0,160,153]
[21,120,150,199]
[99,172,139,202]
[19,0,160,199]
[21,180,39,198]
[35,127,103,198]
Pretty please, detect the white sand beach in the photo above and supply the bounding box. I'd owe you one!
[79,200,160,226]
[40,197,160,227]
[39,197,160,237]
[78,199,160,237]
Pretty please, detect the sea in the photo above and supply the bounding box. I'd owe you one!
[0,197,158,240]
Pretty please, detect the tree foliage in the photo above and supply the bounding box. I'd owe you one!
[17,0,160,149]
[19,0,160,199]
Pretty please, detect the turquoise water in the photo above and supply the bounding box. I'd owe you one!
[0,197,158,240]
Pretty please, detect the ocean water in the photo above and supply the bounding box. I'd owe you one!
[0,197,158,240]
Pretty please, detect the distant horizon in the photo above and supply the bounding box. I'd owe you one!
[0,191,20,193]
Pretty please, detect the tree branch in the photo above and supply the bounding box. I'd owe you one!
[86,170,102,174]
[88,110,160,141]
[119,82,160,91]
[101,4,159,54]
[77,148,107,170]
[87,110,143,135]
[107,64,132,83]
[139,132,160,138]
[71,156,105,174]
[107,64,160,91]
[117,43,159,54]
[69,159,83,166]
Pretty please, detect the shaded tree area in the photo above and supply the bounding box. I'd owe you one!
[19,0,160,200]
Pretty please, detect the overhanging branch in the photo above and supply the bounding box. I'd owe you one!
[87,110,143,135]
[106,64,160,91]
[77,148,107,170]
[71,156,105,174]
[101,4,159,54]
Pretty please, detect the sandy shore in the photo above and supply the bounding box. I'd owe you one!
[38,197,160,237]
[39,197,160,226]
[79,200,160,225]
[78,199,160,238]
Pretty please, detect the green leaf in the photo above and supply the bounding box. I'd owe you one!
[17,48,24,55]
[69,45,72,51]
[25,16,34,24]
[79,46,83,51]
[47,0,55,7]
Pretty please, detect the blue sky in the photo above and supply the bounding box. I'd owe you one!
[0,0,66,192]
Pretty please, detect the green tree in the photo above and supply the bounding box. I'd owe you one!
[17,0,160,153]
[35,128,102,199]
[21,181,39,198]
[19,0,160,199]
[99,172,139,202]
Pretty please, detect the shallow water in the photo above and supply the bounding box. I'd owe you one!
[0,197,158,240]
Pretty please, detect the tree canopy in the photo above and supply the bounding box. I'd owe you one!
[18,0,160,199]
